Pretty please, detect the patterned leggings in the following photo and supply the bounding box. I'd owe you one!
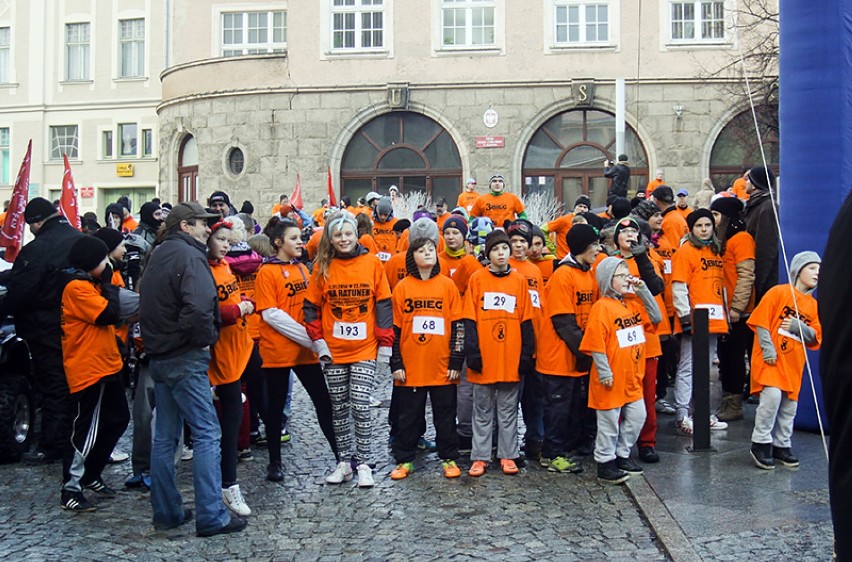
[324,361,376,464]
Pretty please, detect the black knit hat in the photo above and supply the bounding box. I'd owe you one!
[139,202,162,228]
[710,196,744,219]
[484,229,511,257]
[652,186,674,204]
[574,195,591,209]
[69,236,109,272]
[208,191,231,207]
[506,219,533,244]
[614,217,640,242]
[117,195,132,213]
[105,203,125,227]
[747,166,775,191]
[566,224,600,256]
[611,197,631,220]
[93,227,125,252]
[24,197,57,224]
[686,208,715,231]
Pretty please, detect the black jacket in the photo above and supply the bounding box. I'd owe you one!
[139,231,220,359]
[604,163,631,197]
[0,215,84,342]
[744,190,779,303]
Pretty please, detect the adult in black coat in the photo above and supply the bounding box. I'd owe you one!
[0,197,84,462]
[604,154,631,198]
[819,188,852,560]
[743,166,780,304]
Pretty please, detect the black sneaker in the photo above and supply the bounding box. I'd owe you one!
[267,462,284,482]
[616,456,644,474]
[60,490,96,512]
[772,447,800,468]
[750,442,775,470]
[154,508,194,531]
[22,450,60,465]
[197,515,248,538]
[638,446,660,464]
[83,479,118,497]
[597,460,630,484]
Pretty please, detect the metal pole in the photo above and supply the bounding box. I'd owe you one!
[689,308,714,452]
[615,79,626,157]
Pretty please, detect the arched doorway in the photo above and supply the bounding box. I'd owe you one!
[340,111,462,203]
[522,109,649,209]
[710,105,779,192]
[177,135,198,203]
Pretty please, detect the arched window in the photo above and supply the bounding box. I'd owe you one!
[710,105,778,191]
[522,109,649,209]
[341,112,462,203]
[178,135,198,203]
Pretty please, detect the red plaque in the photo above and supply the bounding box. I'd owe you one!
[475,136,505,148]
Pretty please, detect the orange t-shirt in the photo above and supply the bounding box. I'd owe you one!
[622,255,669,358]
[509,257,544,321]
[470,193,525,228]
[384,252,409,291]
[546,214,575,259]
[671,243,728,334]
[580,296,649,410]
[392,274,463,387]
[536,263,598,377]
[305,253,392,364]
[372,217,399,258]
[462,268,533,384]
[436,213,450,230]
[722,231,756,313]
[646,179,664,198]
[122,215,139,232]
[61,279,123,393]
[208,260,253,386]
[111,268,129,345]
[747,285,821,400]
[457,192,480,214]
[660,209,688,253]
[355,205,372,217]
[440,253,483,296]
[531,257,556,285]
[359,233,379,255]
[255,261,317,368]
[653,242,676,318]
[731,177,750,201]
[675,206,693,219]
[312,207,327,227]
[234,268,261,340]
[306,229,323,261]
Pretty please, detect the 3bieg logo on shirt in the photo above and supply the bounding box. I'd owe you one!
[576,290,594,306]
[485,203,508,211]
[285,280,308,297]
[217,279,240,301]
[700,257,724,271]
[402,298,443,313]
[613,313,642,330]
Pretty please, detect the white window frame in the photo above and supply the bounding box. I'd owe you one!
[553,1,610,46]
[330,0,385,52]
[440,0,495,49]
[102,129,114,159]
[0,127,10,185]
[432,0,504,55]
[0,27,10,84]
[118,18,145,78]
[65,22,91,81]
[668,0,726,44]
[49,125,79,160]
[220,10,287,56]
[142,128,154,158]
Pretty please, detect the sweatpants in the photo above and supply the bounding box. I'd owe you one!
[751,386,798,448]
[674,334,719,422]
[541,374,582,459]
[392,385,458,464]
[456,361,473,438]
[324,360,376,464]
[593,399,646,464]
[214,380,242,487]
[62,374,130,493]
[265,364,337,465]
[717,319,753,394]
[638,357,660,448]
[471,382,520,462]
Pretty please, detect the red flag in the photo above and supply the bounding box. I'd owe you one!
[326,166,337,207]
[59,154,81,231]
[291,173,304,210]
[0,140,32,262]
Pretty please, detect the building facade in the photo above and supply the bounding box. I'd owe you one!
[0,0,163,219]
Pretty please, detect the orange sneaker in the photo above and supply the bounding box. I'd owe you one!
[468,460,488,477]
[442,460,461,478]
[501,458,519,475]
[390,462,413,480]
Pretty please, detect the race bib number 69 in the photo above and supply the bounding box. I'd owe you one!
[333,321,367,341]
[483,292,516,313]
[616,325,646,348]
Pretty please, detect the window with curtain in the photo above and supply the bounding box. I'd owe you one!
[65,23,90,80]
[119,123,137,158]
[119,19,145,77]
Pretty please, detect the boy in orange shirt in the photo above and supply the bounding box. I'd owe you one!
[469,174,527,228]
[389,236,465,480]
[60,236,130,511]
[463,230,535,477]
[748,251,822,470]
[580,256,661,484]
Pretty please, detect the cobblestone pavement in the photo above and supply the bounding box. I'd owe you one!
[0,374,667,562]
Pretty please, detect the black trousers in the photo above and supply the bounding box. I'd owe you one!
[265,364,337,465]
[392,385,458,464]
[541,374,583,458]
[62,374,130,491]
[215,379,243,486]
[242,344,266,433]
[717,318,754,394]
[657,335,678,400]
[388,385,427,440]
[30,339,73,460]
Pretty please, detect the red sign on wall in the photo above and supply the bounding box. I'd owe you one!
[80,186,94,198]
[475,136,505,148]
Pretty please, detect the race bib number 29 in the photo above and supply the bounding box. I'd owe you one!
[333,321,367,341]
[483,292,516,313]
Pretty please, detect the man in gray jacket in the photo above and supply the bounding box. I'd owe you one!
[139,202,247,537]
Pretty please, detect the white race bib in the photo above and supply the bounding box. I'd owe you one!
[616,325,646,348]
[664,260,672,274]
[696,304,724,320]
[528,290,541,309]
[333,321,367,341]
[483,292,516,313]
[413,316,445,336]
[778,327,802,342]
[377,252,392,262]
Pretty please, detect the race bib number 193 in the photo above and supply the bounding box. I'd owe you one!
[333,321,367,341]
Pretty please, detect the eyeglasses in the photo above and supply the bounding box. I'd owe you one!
[612,273,629,279]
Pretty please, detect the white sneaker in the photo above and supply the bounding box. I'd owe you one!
[325,461,353,484]
[709,414,729,430]
[676,417,694,436]
[222,484,251,517]
[108,448,129,463]
[180,445,193,461]
[356,464,374,488]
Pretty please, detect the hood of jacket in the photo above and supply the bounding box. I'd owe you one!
[595,256,626,299]
[789,250,821,294]
[225,248,263,277]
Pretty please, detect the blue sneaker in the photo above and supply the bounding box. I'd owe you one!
[125,473,150,489]
[417,437,437,452]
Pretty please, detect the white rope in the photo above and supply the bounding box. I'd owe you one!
[733,15,829,461]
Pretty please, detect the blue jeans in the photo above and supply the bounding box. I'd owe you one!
[149,348,229,533]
